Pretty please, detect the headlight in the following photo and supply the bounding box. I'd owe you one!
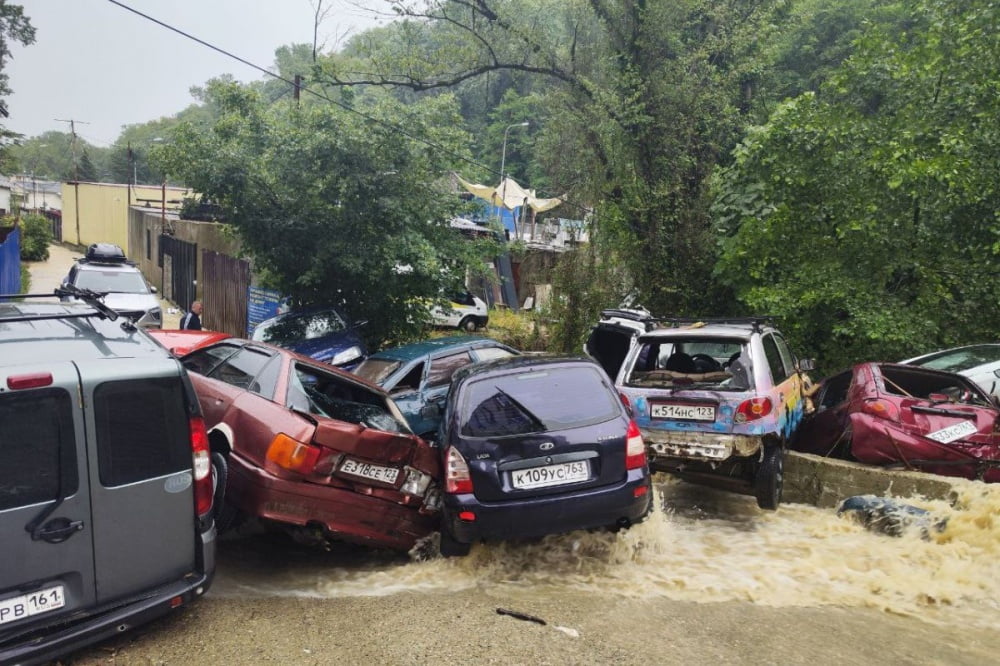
[329,345,363,366]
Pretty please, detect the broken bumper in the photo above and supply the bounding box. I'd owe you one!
[643,429,763,462]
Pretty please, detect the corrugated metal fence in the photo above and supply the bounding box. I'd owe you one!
[202,249,250,337]
[0,227,21,294]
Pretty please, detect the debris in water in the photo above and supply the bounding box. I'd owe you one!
[496,608,547,625]
[554,626,580,638]
[837,495,947,538]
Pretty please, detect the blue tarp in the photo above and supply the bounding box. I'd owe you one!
[0,227,21,295]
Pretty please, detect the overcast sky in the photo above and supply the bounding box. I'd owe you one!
[7,0,388,146]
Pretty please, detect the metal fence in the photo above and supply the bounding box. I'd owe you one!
[160,235,198,312]
[202,249,250,337]
[0,227,21,294]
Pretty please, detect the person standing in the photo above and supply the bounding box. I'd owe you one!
[180,301,203,330]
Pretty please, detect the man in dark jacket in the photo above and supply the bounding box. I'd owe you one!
[180,301,203,330]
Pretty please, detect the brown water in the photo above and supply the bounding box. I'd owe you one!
[212,476,1000,629]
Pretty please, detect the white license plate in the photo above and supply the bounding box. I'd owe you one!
[0,585,65,626]
[926,419,978,444]
[511,461,589,490]
[651,403,716,421]
[339,458,400,484]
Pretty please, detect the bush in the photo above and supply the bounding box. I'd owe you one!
[19,213,52,262]
[485,308,552,352]
[19,263,30,293]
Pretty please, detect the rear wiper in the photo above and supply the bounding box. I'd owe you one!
[493,385,546,431]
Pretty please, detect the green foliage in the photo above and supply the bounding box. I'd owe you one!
[713,0,1000,373]
[19,263,30,293]
[0,2,35,171]
[157,80,498,347]
[483,308,551,352]
[18,213,51,261]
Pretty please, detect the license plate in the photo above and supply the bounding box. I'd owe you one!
[650,403,716,421]
[0,585,65,626]
[926,419,978,444]
[339,458,400,484]
[511,461,589,490]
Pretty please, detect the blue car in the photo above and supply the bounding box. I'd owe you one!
[250,306,368,370]
[436,355,653,557]
[353,336,518,439]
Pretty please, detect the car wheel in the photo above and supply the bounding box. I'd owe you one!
[754,445,783,511]
[210,452,240,532]
[458,316,478,332]
[439,527,472,558]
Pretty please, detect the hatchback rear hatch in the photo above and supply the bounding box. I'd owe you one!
[451,362,629,501]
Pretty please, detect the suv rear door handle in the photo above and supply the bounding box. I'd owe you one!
[33,517,85,543]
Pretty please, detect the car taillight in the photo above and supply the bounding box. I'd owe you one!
[7,372,53,390]
[625,420,646,470]
[735,397,773,423]
[190,416,213,517]
[444,446,473,494]
[266,433,321,475]
[619,392,634,417]
[862,398,899,422]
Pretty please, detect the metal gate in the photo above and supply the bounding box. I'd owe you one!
[201,250,250,337]
[159,235,197,312]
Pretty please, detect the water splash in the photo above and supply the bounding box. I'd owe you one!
[212,476,1000,628]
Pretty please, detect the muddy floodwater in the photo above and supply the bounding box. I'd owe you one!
[212,476,1000,630]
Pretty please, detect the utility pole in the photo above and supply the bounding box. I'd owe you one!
[55,118,90,245]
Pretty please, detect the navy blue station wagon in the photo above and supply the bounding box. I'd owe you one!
[437,355,652,556]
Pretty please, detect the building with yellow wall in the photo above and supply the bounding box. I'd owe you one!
[61,182,191,249]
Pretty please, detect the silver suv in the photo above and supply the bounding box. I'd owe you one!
[62,243,162,328]
[0,289,214,664]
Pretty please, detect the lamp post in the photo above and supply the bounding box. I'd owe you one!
[498,121,529,232]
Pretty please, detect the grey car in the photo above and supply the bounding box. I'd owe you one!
[0,289,214,664]
[62,243,162,328]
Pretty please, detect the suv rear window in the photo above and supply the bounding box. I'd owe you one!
[95,378,191,487]
[460,365,619,437]
[0,388,78,511]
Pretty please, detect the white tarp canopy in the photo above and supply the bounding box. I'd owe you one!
[456,175,562,213]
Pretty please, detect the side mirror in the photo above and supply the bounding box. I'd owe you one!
[798,358,815,372]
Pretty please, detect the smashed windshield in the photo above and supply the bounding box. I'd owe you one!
[287,364,408,433]
[624,337,752,391]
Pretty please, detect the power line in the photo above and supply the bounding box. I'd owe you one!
[104,0,587,215]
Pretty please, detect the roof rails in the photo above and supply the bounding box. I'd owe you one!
[0,286,136,332]
[653,316,776,333]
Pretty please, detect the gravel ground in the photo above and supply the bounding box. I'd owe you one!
[62,588,1000,665]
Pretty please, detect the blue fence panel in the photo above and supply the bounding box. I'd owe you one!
[0,227,21,295]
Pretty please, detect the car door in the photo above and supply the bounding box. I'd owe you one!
[762,333,803,439]
[794,370,855,456]
[82,361,198,603]
[0,364,95,635]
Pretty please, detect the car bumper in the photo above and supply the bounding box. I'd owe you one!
[0,528,214,666]
[443,469,651,544]
[227,454,438,551]
[642,428,764,462]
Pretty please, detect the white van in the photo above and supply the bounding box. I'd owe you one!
[430,291,489,331]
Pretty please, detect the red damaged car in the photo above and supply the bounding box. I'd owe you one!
[149,330,441,551]
[793,362,1000,482]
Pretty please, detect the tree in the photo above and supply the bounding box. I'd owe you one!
[713,0,1000,372]
[0,2,35,171]
[77,149,99,182]
[156,80,498,346]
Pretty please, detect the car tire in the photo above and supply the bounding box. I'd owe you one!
[210,452,241,532]
[439,527,472,558]
[754,445,783,511]
[459,316,477,332]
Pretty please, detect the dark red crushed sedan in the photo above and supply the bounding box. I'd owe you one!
[149,330,441,551]
[793,362,1000,482]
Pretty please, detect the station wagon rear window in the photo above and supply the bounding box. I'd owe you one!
[0,388,78,511]
[460,365,619,437]
[624,337,751,391]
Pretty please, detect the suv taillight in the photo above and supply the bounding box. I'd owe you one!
[735,397,773,423]
[625,420,646,470]
[444,446,473,494]
[190,416,213,517]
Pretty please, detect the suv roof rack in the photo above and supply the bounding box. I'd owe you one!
[0,286,137,331]
[653,316,775,333]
